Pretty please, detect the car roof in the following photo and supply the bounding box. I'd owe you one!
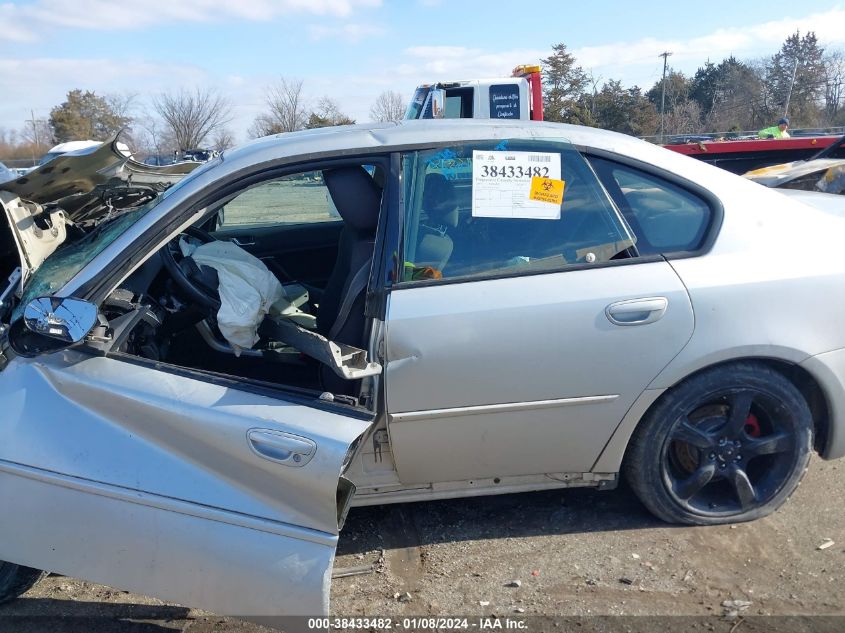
[220,120,663,171]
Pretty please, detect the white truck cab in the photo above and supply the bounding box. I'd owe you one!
[405,65,544,122]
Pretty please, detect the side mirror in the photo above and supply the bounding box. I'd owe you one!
[23,296,98,343]
[429,89,446,119]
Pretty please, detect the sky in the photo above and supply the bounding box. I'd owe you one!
[1,0,843,146]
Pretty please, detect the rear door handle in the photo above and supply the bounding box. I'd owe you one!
[247,429,316,467]
[605,297,668,326]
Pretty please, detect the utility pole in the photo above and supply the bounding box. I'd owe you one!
[783,58,799,118]
[27,109,42,164]
[659,51,673,142]
[29,109,40,147]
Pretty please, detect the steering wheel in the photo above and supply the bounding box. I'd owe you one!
[159,226,222,312]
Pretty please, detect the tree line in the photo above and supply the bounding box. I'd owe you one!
[0,84,407,165]
[1,29,842,165]
[542,31,845,137]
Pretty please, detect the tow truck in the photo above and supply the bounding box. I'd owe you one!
[405,64,543,122]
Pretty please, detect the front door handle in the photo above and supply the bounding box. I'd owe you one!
[247,429,316,467]
[605,297,668,326]
[231,236,256,247]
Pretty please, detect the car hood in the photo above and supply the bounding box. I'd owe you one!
[1,134,199,293]
[4,134,197,211]
[743,158,845,188]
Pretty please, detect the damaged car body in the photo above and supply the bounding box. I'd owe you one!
[743,133,845,195]
[2,120,845,623]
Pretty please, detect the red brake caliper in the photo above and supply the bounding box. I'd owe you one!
[744,413,762,438]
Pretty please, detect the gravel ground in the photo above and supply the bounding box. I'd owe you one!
[1,456,843,632]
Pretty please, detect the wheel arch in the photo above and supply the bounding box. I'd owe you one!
[591,356,830,475]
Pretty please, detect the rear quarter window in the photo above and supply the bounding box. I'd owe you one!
[589,157,713,255]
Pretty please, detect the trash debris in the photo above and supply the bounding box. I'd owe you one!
[479,600,490,607]
[396,592,413,603]
[514,607,526,614]
[375,549,386,574]
[619,577,634,585]
[585,578,598,586]
[332,564,374,579]
[721,599,752,619]
[631,553,640,559]
[682,570,694,583]
[531,570,540,577]
[817,539,835,550]
[505,580,522,588]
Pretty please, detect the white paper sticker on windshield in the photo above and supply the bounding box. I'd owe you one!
[472,150,562,220]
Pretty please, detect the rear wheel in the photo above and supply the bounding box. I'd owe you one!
[0,562,47,604]
[624,363,812,525]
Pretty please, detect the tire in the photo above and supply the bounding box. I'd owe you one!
[0,562,47,605]
[623,362,813,525]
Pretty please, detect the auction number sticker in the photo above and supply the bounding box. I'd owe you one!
[472,150,562,220]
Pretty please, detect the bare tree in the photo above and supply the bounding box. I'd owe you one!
[250,77,309,138]
[153,88,232,151]
[134,114,177,159]
[822,50,845,124]
[211,127,236,152]
[369,90,407,122]
[307,96,355,128]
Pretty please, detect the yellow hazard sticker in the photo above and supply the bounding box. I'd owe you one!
[529,176,565,205]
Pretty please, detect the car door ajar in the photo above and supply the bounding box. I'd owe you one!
[384,141,695,484]
[0,351,370,619]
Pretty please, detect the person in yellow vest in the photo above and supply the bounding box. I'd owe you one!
[758,117,790,139]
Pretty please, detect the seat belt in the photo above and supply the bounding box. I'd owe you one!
[328,260,371,341]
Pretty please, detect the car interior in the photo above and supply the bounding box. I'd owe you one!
[104,163,385,403]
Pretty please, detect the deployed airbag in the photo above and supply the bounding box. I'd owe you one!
[185,240,314,352]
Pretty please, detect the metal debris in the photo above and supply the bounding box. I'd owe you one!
[332,564,375,578]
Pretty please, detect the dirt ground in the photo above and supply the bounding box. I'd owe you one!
[1,456,843,633]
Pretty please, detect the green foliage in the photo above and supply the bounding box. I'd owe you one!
[589,81,659,136]
[765,31,827,125]
[49,90,131,143]
[541,43,588,123]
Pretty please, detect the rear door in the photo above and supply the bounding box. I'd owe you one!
[384,140,696,484]
[0,350,369,618]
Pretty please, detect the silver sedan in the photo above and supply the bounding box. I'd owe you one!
[1,120,844,622]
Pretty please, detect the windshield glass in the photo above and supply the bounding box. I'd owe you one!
[15,155,224,316]
[404,86,431,120]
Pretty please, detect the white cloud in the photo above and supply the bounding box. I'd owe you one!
[571,7,845,86]
[399,46,549,79]
[390,7,845,94]
[0,0,382,38]
[308,22,385,42]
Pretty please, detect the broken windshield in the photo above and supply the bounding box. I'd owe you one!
[13,156,223,320]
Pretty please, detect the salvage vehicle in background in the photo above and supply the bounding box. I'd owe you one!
[743,133,845,195]
[1,120,845,621]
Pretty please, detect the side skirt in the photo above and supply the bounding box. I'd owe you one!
[349,471,617,507]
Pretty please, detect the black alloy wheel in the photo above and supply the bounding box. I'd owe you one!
[625,363,813,525]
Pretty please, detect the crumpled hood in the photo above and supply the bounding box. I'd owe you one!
[4,133,197,217]
[0,134,200,297]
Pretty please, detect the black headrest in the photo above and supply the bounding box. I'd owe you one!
[323,166,382,232]
[422,173,459,228]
